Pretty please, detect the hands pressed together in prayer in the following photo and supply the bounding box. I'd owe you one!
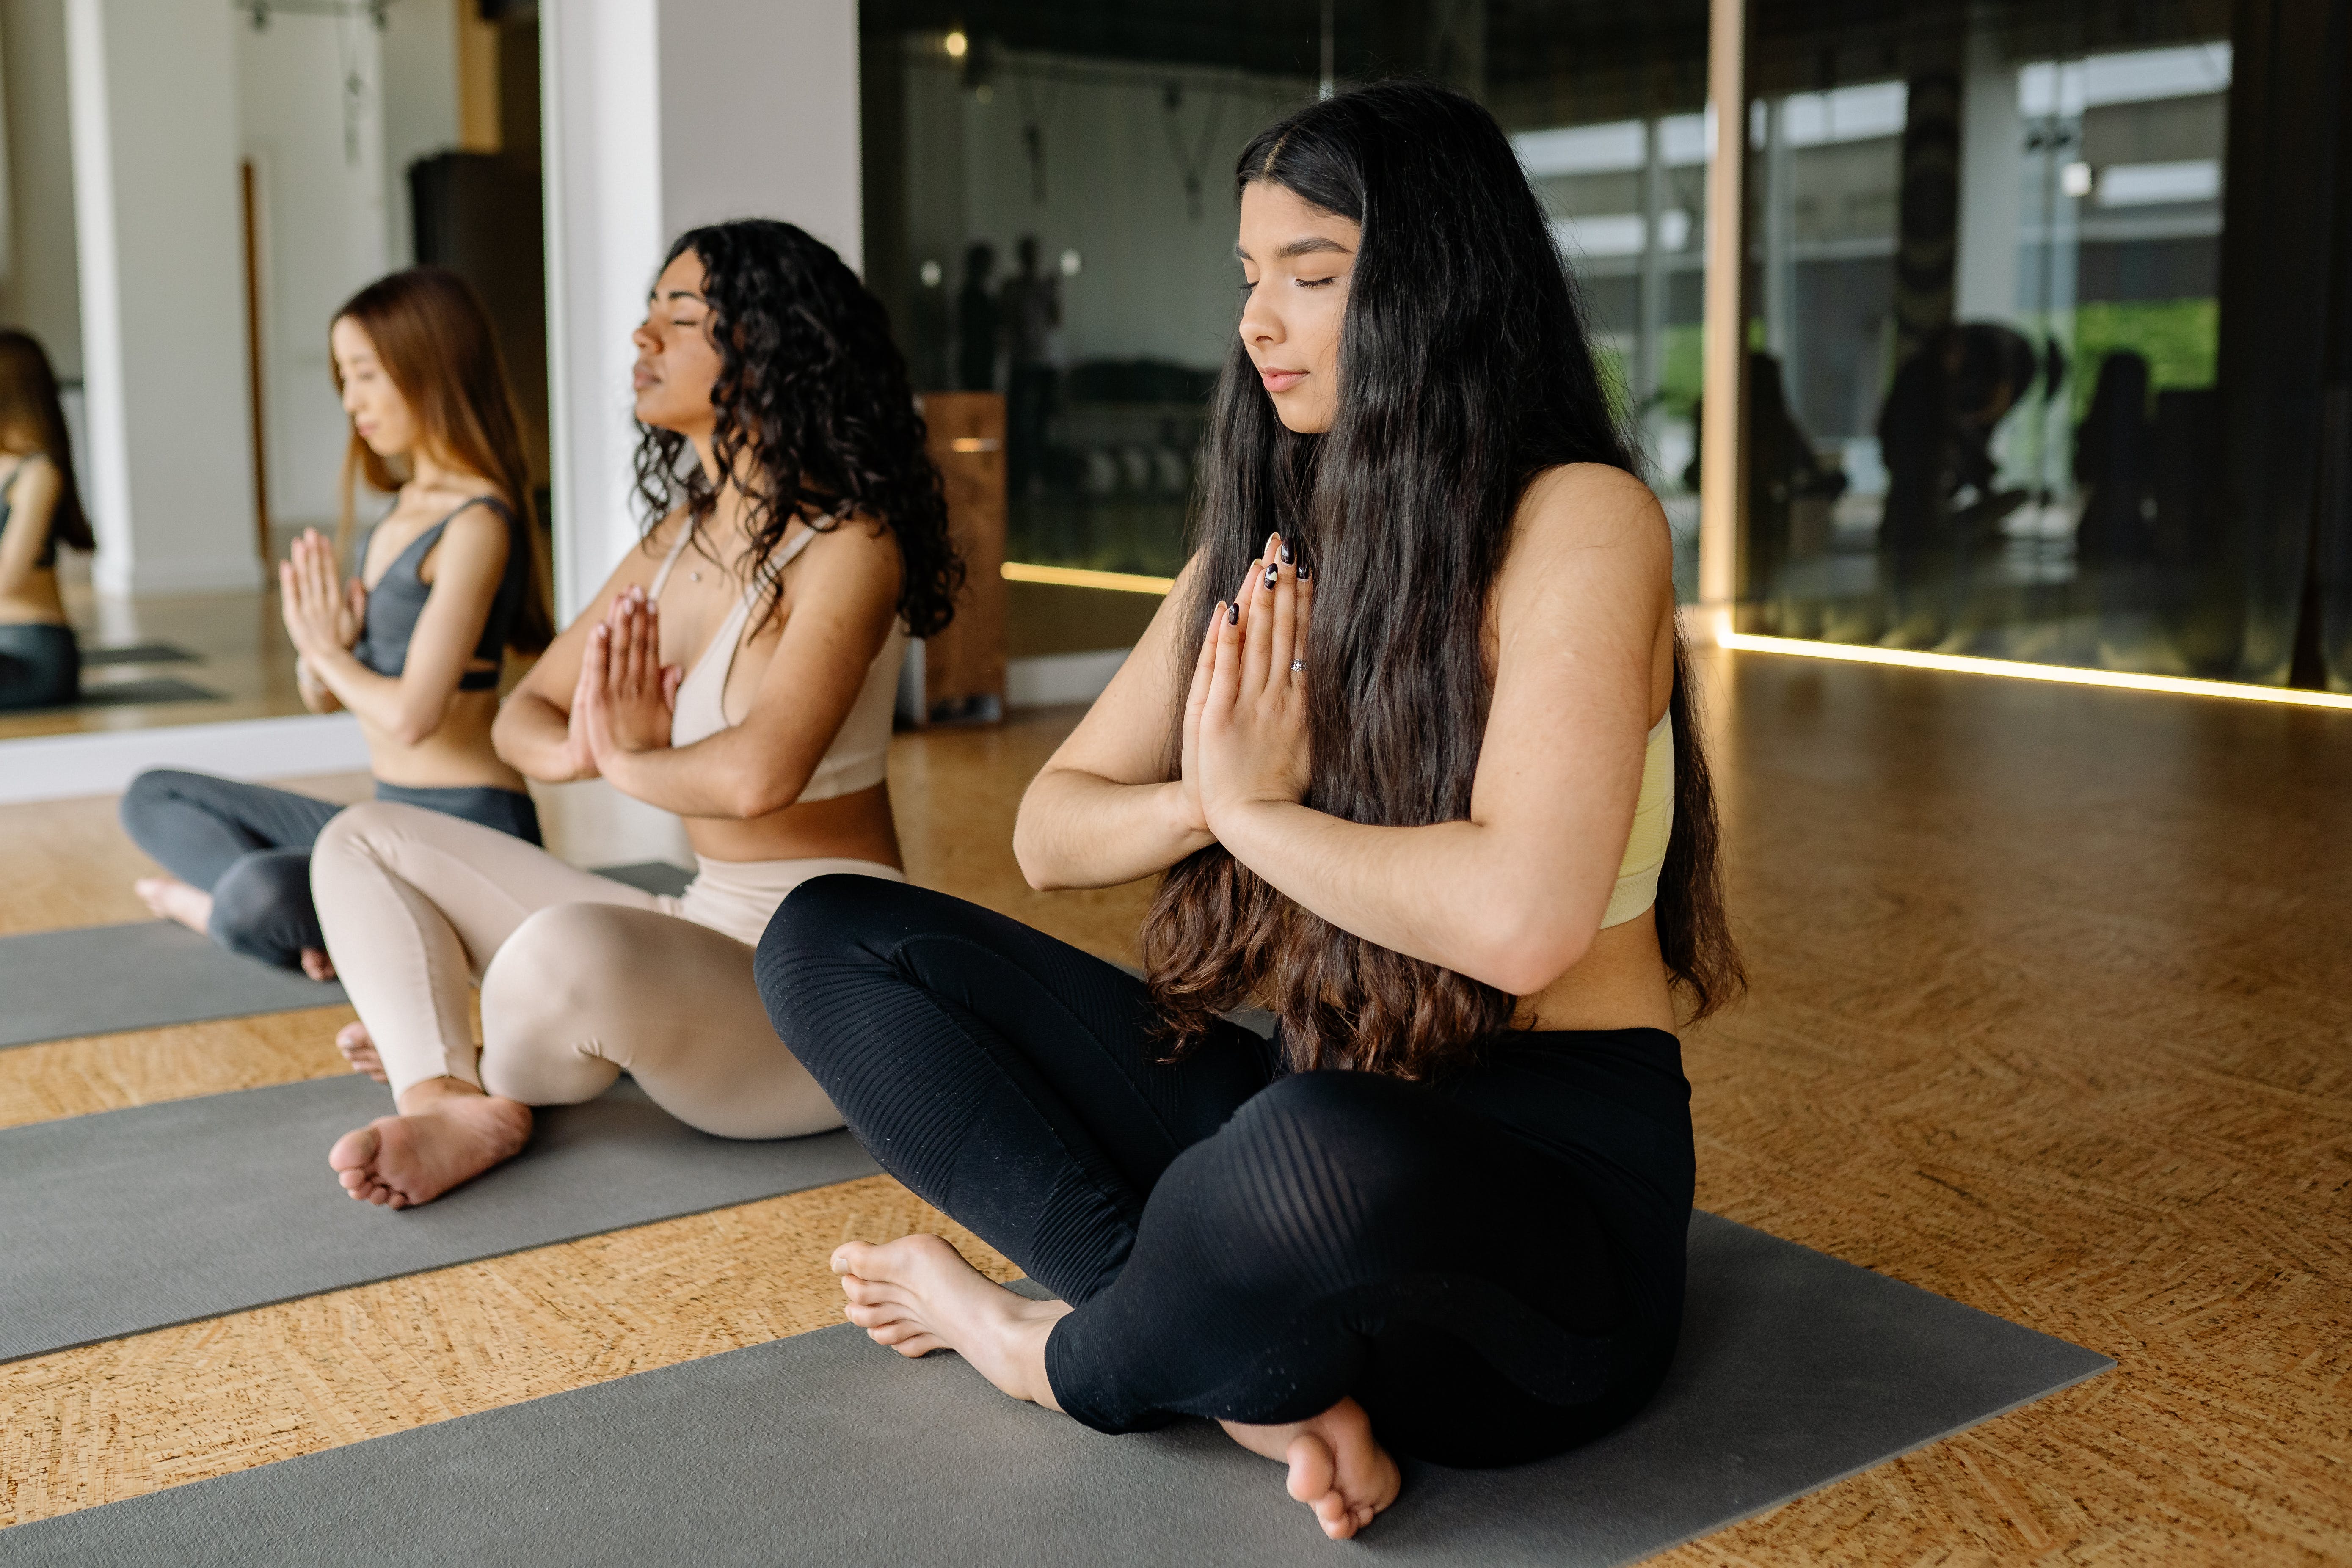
[1183,531,1314,841]
[278,529,366,664]
[571,585,684,775]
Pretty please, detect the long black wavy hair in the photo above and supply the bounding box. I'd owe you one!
[632,219,962,637]
[1139,80,1742,1079]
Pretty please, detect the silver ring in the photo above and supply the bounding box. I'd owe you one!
[1290,660,1306,672]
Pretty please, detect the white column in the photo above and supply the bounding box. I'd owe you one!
[1697,0,1746,611]
[1955,24,2021,322]
[540,0,862,622]
[65,0,259,594]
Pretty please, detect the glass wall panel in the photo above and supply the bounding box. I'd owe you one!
[860,2,1712,625]
[1737,0,2289,676]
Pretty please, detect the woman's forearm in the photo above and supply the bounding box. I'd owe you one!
[300,645,426,737]
[1212,801,1599,997]
[1014,770,1213,890]
[596,730,823,821]
[494,692,594,783]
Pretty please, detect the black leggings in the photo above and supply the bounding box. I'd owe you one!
[757,878,1695,1469]
[0,621,77,709]
[119,769,542,969]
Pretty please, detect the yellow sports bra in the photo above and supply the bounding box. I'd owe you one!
[1599,712,1675,928]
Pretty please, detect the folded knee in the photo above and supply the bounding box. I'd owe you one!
[755,875,916,1006]
[208,853,314,962]
[481,902,634,1033]
[118,768,194,837]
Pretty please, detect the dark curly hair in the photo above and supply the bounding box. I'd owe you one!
[631,219,962,637]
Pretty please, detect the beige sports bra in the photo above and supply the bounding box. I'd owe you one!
[648,518,907,804]
[1599,711,1675,928]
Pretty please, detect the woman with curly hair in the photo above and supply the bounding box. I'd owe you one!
[312,220,960,1209]
[755,83,1738,1539]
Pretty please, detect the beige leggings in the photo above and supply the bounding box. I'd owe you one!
[309,800,904,1138]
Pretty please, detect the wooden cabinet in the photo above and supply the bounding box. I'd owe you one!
[914,392,1008,725]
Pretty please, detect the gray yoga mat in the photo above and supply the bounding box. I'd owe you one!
[74,676,226,706]
[0,920,349,1047]
[0,1211,2109,1566]
[0,1072,880,1364]
[80,641,201,667]
[0,863,695,1050]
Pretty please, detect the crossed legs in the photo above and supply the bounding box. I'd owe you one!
[310,802,838,1206]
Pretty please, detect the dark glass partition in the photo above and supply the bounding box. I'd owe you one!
[860,1,1712,604]
[1737,0,2352,691]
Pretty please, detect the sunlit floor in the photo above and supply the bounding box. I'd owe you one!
[0,654,2347,1562]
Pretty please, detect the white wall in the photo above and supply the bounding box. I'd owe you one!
[0,0,82,381]
[910,52,1307,372]
[542,0,863,620]
[379,0,462,268]
[237,12,392,532]
[66,0,257,593]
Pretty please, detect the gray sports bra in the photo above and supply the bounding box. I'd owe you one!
[351,497,528,692]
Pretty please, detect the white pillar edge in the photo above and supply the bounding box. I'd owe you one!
[1696,0,1746,610]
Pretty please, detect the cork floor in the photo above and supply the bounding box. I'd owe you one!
[1,656,2348,1562]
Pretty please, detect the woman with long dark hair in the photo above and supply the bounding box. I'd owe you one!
[121,268,551,976]
[756,82,1739,1538]
[311,220,960,1210]
[0,330,94,709]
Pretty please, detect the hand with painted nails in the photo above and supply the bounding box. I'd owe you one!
[1195,531,1314,832]
[579,585,683,765]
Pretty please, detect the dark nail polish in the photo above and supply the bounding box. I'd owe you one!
[1279,543,1294,564]
[1227,601,1240,624]
[1263,565,1278,589]
[1298,562,1311,581]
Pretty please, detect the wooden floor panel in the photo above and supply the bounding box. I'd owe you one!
[0,1006,355,1130]
[2,667,2347,1561]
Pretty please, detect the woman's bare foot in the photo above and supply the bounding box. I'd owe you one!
[335,1021,387,1082]
[327,1077,531,1208]
[833,1235,1072,1407]
[1220,1399,1401,1541]
[300,946,337,982]
[134,875,212,937]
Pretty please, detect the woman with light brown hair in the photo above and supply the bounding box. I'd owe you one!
[121,266,552,978]
[0,329,95,709]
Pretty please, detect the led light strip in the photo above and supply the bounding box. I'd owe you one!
[1001,562,1177,595]
[1712,619,2352,712]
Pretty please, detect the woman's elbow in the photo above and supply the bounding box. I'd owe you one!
[1470,912,1596,997]
[1011,827,1066,892]
[388,710,444,747]
[728,766,813,821]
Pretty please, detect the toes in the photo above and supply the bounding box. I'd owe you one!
[1285,1433,1337,1506]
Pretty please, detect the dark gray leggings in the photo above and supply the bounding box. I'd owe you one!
[119,769,541,970]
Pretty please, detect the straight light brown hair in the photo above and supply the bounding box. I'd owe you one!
[331,267,552,653]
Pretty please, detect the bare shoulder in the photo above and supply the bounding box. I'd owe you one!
[5,452,58,502]
[1514,462,1668,554]
[438,496,516,551]
[799,508,904,584]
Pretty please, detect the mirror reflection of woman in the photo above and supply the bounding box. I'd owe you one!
[310,220,960,1211]
[756,83,1742,1541]
[0,330,94,711]
[119,268,551,980]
